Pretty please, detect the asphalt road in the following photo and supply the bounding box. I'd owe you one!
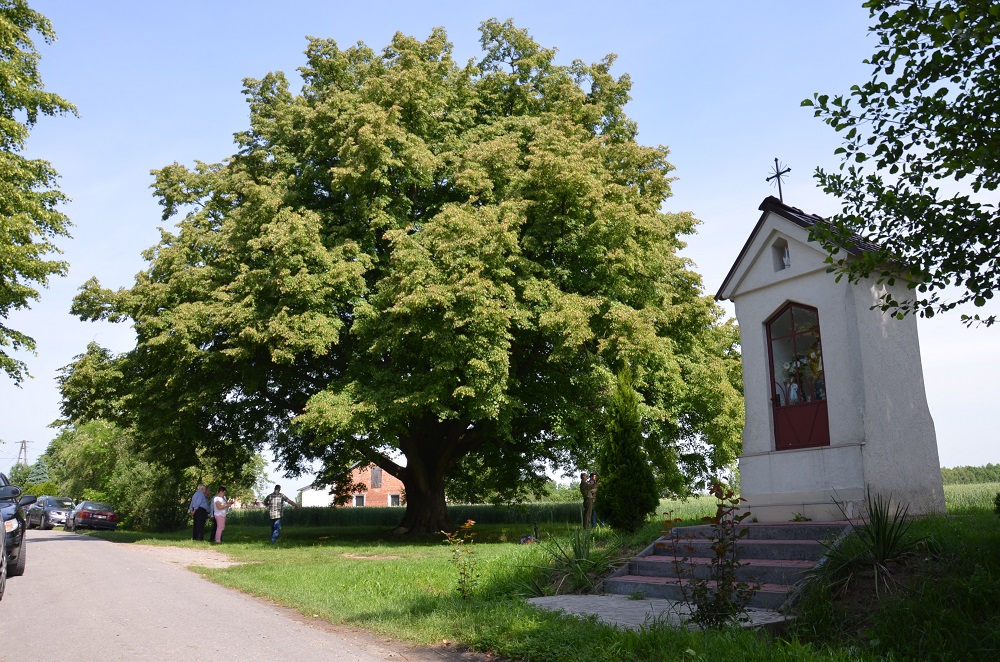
[0,528,487,662]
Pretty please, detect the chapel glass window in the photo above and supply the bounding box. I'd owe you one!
[766,302,830,450]
[768,304,825,406]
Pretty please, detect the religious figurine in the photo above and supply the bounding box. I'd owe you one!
[788,382,800,405]
[782,248,791,269]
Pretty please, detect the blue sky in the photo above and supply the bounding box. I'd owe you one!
[2,1,996,481]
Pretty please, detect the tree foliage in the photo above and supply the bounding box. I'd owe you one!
[804,0,1000,325]
[0,0,76,382]
[940,463,1000,484]
[7,462,29,486]
[26,454,48,483]
[595,368,660,533]
[64,21,743,533]
[45,419,268,531]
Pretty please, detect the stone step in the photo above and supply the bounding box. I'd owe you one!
[631,555,815,586]
[603,574,792,610]
[603,521,847,611]
[655,537,828,561]
[668,521,850,541]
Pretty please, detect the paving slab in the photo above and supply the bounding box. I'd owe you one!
[527,594,791,631]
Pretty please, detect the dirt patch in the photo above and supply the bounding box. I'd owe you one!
[131,543,245,569]
[342,553,403,560]
[800,553,938,640]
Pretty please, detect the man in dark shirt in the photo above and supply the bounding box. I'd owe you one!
[580,472,594,529]
[188,484,210,541]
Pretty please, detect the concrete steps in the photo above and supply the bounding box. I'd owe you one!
[604,521,850,610]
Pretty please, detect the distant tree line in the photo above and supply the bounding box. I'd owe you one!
[941,464,1000,485]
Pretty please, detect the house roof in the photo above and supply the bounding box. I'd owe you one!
[715,196,881,301]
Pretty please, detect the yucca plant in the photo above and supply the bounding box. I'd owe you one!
[537,529,628,594]
[810,487,924,597]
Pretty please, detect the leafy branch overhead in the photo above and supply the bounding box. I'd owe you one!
[804,0,1000,325]
[0,0,77,383]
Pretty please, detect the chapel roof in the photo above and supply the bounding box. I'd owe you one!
[715,196,881,301]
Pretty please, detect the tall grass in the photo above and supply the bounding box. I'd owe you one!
[226,495,716,529]
[944,481,1000,511]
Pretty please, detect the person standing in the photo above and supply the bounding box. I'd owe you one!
[580,471,594,530]
[212,487,234,544]
[263,484,298,543]
[589,473,599,527]
[188,484,210,541]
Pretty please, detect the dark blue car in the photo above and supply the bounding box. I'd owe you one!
[0,473,37,593]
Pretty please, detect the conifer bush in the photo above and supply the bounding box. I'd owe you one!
[596,368,659,533]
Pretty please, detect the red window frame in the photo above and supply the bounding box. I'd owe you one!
[765,302,830,450]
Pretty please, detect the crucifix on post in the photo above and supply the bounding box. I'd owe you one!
[766,157,791,203]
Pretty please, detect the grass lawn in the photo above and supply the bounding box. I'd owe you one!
[89,488,1000,661]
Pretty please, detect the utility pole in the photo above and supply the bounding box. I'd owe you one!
[15,439,29,466]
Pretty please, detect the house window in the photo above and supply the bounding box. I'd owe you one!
[371,466,382,489]
[354,494,365,507]
[766,302,830,450]
[389,494,401,507]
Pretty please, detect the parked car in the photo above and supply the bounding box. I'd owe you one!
[0,473,37,583]
[26,496,75,530]
[65,501,119,532]
[1,518,6,601]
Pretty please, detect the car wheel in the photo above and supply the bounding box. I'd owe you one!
[66,518,74,532]
[8,542,26,577]
[25,515,33,530]
[41,514,50,530]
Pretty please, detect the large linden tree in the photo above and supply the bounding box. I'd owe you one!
[65,21,743,533]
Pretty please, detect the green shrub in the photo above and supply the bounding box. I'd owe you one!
[596,368,659,533]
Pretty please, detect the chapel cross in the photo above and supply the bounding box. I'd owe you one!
[766,157,791,203]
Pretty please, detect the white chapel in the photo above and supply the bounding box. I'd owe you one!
[716,196,945,521]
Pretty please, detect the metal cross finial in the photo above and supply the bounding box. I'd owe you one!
[766,157,791,203]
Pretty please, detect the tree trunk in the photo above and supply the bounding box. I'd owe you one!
[389,417,483,534]
[394,473,452,534]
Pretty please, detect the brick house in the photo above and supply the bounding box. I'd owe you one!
[344,463,405,507]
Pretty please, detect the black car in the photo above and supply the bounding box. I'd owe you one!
[25,496,75,530]
[0,473,37,587]
[0,512,6,601]
[65,501,119,531]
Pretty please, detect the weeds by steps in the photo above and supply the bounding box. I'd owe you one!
[667,481,760,630]
[442,519,480,599]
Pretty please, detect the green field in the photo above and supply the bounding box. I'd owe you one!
[92,485,1000,661]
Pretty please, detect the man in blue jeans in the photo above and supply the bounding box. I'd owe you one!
[263,485,298,543]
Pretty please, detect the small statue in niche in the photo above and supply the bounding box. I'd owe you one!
[807,343,825,401]
[814,376,826,401]
[788,382,800,405]
[782,247,791,269]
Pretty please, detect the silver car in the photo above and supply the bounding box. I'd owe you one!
[26,496,75,530]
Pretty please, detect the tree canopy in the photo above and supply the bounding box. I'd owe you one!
[64,21,743,533]
[804,0,1000,325]
[0,0,76,382]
